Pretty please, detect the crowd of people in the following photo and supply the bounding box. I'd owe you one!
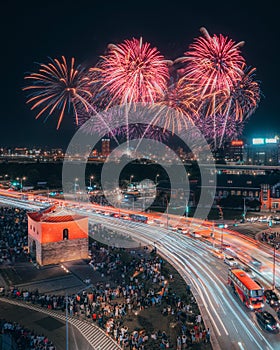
[0,206,210,349]
[260,230,280,246]
[0,207,28,265]
[1,240,210,349]
[89,193,110,206]
[0,319,55,350]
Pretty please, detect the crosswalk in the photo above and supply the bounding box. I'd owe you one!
[0,297,121,350]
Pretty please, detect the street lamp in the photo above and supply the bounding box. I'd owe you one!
[155,173,160,185]
[117,194,122,216]
[165,194,169,228]
[243,197,246,221]
[89,175,94,189]
[130,175,134,185]
[17,176,26,193]
[218,223,228,250]
[272,239,280,290]
[74,178,78,193]
[74,178,79,202]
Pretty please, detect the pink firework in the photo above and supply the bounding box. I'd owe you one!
[177,27,245,97]
[23,56,92,129]
[91,37,172,107]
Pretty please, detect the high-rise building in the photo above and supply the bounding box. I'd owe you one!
[244,136,280,165]
[101,138,110,157]
[224,140,244,163]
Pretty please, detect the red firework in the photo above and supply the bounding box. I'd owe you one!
[177,27,245,97]
[23,56,91,129]
[91,37,172,107]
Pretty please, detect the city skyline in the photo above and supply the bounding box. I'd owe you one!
[2,0,280,147]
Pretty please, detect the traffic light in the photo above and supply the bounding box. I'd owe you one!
[218,224,228,228]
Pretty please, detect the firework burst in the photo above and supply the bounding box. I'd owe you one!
[23,56,92,129]
[228,64,261,121]
[195,113,245,148]
[151,78,197,134]
[177,27,245,97]
[91,37,172,107]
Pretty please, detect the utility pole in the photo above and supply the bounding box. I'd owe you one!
[66,293,69,350]
[272,241,280,290]
[273,244,276,290]
[166,195,169,228]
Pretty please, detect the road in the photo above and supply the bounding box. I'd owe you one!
[77,210,280,350]
[1,193,280,349]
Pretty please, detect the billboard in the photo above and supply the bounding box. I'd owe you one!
[231,140,243,146]
[252,138,264,145]
[265,138,277,144]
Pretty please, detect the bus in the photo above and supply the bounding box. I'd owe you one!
[129,214,148,223]
[228,268,264,310]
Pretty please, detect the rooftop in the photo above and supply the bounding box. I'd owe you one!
[28,205,87,223]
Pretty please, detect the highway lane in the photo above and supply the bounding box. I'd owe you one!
[1,195,280,349]
[210,228,280,288]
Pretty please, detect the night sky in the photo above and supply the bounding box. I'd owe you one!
[1,0,279,148]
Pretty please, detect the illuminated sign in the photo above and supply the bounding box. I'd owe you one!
[231,140,243,146]
[265,138,277,144]
[252,138,264,145]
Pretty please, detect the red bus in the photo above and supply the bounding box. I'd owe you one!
[228,268,264,310]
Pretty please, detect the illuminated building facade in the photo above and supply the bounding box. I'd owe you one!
[260,183,280,212]
[224,140,244,163]
[244,136,280,165]
[28,206,88,266]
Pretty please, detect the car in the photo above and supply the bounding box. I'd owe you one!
[256,311,279,333]
[224,255,238,267]
[190,232,201,238]
[211,249,224,259]
[224,248,237,257]
[264,290,280,309]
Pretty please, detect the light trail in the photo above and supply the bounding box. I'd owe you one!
[1,193,279,349]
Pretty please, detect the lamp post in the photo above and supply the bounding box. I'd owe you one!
[129,175,134,186]
[74,178,78,193]
[155,173,160,185]
[74,178,79,203]
[165,195,169,229]
[116,191,122,216]
[243,197,247,221]
[272,240,280,290]
[89,175,94,190]
[17,176,26,193]
[273,244,276,290]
